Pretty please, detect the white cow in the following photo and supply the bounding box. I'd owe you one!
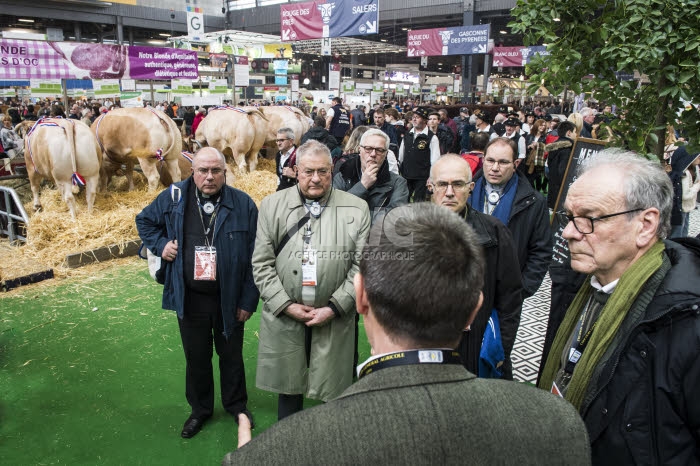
[253,106,312,153]
[93,107,182,191]
[23,118,101,218]
[194,107,267,172]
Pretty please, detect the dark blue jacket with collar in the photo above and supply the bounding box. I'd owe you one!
[135,177,260,338]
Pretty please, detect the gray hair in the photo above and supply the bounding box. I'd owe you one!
[296,139,332,166]
[578,148,672,238]
[494,114,506,123]
[359,128,390,150]
[277,127,295,140]
[580,107,597,118]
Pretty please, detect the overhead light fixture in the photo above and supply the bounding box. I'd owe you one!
[499,30,508,34]
[18,18,35,23]
[401,27,408,31]
[553,17,561,21]
[159,33,171,37]
[380,39,387,42]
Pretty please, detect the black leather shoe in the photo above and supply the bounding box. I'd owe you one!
[181,416,208,438]
[234,409,255,430]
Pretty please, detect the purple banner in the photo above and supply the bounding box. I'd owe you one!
[0,39,198,80]
[492,46,550,67]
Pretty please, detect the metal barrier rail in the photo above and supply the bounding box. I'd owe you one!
[0,186,30,244]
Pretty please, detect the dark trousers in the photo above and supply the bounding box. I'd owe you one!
[406,178,429,203]
[178,289,247,419]
[277,326,313,421]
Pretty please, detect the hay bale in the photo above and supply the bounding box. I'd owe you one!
[2,162,278,281]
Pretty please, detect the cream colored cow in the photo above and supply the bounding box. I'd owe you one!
[254,106,312,152]
[193,107,267,172]
[23,118,101,219]
[93,107,182,191]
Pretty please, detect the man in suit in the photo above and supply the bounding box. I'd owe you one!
[274,127,297,191]
[224,203,590,465]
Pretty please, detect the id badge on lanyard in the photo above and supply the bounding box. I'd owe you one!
[194,246,217,281]
[301,226,317,286]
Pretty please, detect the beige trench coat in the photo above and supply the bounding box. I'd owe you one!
[253,187,371,401]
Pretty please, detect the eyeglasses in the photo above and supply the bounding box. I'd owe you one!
[299,168,331,177]
[483,158,513,168]
[360,145,388,155]
[555,208,643,234]
[432,181,470,193]
[195,168,224,176]
[275,138,291,143]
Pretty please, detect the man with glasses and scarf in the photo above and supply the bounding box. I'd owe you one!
[136,147,259,440]
[468,137,551,299]
[539,149,700,465]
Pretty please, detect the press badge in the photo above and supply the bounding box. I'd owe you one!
[194,246,217,281]
[301,248,317,286]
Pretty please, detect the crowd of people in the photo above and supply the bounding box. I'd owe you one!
[130,92,699,465]
[2,92,698,463]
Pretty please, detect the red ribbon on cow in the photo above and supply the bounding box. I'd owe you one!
[71,172,86,187]
[154,148,164,161]
[181,151,194,163]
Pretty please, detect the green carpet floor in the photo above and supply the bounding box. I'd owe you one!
[0,259,370,465]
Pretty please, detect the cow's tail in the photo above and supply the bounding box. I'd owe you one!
[62,119,85,193]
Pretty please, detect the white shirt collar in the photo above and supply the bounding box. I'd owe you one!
[590,275,619,294]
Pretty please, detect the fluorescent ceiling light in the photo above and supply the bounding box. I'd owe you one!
[18,19,35,23]
[159,33,171,37]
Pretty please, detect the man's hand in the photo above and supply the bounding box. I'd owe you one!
[236,413,252,448]
[305,307,336,327]
[282,166,296,178]
[360,160,379,189]
[283,303,315,322]
[236,309,252,322]
[161,239,178,262]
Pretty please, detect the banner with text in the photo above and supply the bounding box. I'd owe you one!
[492,46,550,67]
[407,25,490,57]
[0,39,198,80]
[280,0,378,41]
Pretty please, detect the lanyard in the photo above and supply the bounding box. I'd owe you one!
[563,295,600,375]
[195,191,220,247]
[358,349,463,379]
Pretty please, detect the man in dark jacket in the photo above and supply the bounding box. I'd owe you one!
[301,117,339,156]
[136,147,259,439]
[326,97,352,142]
[468,137,551,298]
[545,121,576,210]
[275,127,298,191]
[225,202,590,465]
[430,155,523,379]
[333,128,408,222]
[398,107,440,202]
[539,149,700,465]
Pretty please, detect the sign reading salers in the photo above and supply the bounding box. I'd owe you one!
[280,0,378,41]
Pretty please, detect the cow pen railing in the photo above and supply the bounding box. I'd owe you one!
[0,186,30,244]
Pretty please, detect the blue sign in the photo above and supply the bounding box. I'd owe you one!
[328,0,378,38]
[523,46,549,64]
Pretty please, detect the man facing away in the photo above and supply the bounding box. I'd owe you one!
[223,203,590,465]
[539,149,700,465]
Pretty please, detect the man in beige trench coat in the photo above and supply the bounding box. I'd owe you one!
[253,140,371,421]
